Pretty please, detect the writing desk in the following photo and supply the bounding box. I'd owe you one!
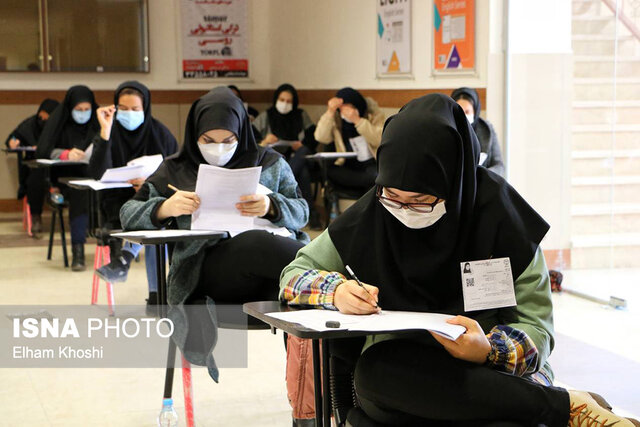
[305,152,358,191]
[3,146,36,172]
[243,301,417,427]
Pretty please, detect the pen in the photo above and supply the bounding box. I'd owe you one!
[167,184,180,192]
[345,265,380,309]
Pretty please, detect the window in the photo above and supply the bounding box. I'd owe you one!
[0,0,149,72]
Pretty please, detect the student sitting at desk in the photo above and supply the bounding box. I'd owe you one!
[87,81,178,307]
[314,87,384,218]
[5,99,59,227]
[280,94,636,426]
[119,86,309,381]
[31,85,99,270]
[254,83,321,229]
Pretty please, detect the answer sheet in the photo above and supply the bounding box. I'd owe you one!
[191,164,262,233]
[265,309,466,340]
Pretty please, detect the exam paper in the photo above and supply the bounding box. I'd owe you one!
[111,230,222,239]
[266,310,466,340]
[191,164,262,233]
[126,154,163,178]
[99,164,145,182]
[67,179,133,191]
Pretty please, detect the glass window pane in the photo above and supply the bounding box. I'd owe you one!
[0,0,42,71]
[47,0,149,72]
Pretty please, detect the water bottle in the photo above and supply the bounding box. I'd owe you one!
[50,192,64,205]
[157,398,178,427]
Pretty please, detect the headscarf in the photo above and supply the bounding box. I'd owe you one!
[145,86,281,197]
[36,85,99,158]
[336,87,368,147]
[451,87,481,128]
[7,99,59,148]
[328,94,549,314]
[109,81,178,167]
[266,83,304,141]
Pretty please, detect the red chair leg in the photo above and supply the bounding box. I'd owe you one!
[91,245,101,305]
[181,355,195,427]
[23,198,32,236]
[103,246,115,316]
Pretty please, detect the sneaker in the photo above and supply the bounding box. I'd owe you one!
[568,390,640,426]
[71,243,85,272]
[145,292,158,317]
[95,257,131,283]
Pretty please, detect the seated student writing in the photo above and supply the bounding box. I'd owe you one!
[280,94,637,426]
[314,87,385,218]
[33,85,100,270]
[87,81,178,309]
[119,86,309,381]
[254,83,321,229]
[5,98,59,232]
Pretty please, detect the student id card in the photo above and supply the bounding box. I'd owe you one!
[460,258,517,312]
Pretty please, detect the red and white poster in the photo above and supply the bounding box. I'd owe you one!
[180,0,249,79]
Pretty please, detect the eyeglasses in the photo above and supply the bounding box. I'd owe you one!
[376,187,442,213]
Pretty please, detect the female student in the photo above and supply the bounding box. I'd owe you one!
[254,83,321,229]
[314,87,385,217]
[87,81,178,308]
[452,87,505,177]
[32,85,100,270]
[280,94,636,426]
[5,98,59,231]
[119,86,309,380]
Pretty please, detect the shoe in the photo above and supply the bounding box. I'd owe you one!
[31,214,42,234]
[71,244,86,272]
[95,254,133,283]
[145,292,158,316]
[308,208,323,231]
[568,390,640,426]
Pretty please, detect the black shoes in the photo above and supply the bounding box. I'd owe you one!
[71,243,85,272]
[31,214,42,234]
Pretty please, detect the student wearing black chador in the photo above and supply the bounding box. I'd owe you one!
[87,81,178,304]
[280,94,637,426]
[5,99,59,226]
[120,87,308,381]
[32,85,99,270]
[254,83,321,229]
[452,87,505,177]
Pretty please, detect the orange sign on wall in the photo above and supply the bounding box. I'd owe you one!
[433,0,475,72]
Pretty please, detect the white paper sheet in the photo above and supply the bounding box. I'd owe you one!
[67,179,133,191]
[269,139,297,148]
[479,152,488,166]
[36,159,86,166]
[265,309,466,340]
[111,230,223,239]
[99,164,145,183]
[191,164,262,233]
[306,152,358,160]
[83,143,94,162]
[126,154,163,178]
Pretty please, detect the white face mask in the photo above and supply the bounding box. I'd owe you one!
[465,114,474,124]
[340,114,352,124]
[275,100,292,115]
[381,199,447,229]
[198,141,238,166]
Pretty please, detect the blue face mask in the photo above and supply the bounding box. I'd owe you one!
[71,109,92,125]
[116,110,145,131]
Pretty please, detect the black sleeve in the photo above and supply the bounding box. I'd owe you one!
[302,124,318,152]
[87,134,112,180]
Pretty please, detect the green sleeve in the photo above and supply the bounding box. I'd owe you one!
[279,229,345,299]
[496,246,555,371]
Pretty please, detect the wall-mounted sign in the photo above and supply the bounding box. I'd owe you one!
[377,0,412,77]
[433,0,475,73]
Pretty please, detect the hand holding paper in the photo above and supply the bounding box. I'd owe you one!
[429,315,491,364]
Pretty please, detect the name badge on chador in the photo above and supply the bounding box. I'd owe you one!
[460,257,517,312]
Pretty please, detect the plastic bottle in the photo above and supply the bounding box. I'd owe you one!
[157,398,178,427]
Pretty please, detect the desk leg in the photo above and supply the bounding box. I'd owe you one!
[154,243,165,319]
[163,338,177,399]
[322,339,331,427]
[312,339,323,426]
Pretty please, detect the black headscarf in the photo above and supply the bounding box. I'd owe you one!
[266,83,304,141]
[7,99,59,148]
[336,87,368,146]
[451,87,481,128]
[145,86,281,197]
[36,85,99,158]
[328,94,549,314]
[109,81,178,167]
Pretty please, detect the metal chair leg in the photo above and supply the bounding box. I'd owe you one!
[47,209,56,261]
[91,245,101,304]
[181,355,195,427]
[103,246,115,316]
[59,207,68,267]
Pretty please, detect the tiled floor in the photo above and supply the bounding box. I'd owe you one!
[0,212,638,425]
